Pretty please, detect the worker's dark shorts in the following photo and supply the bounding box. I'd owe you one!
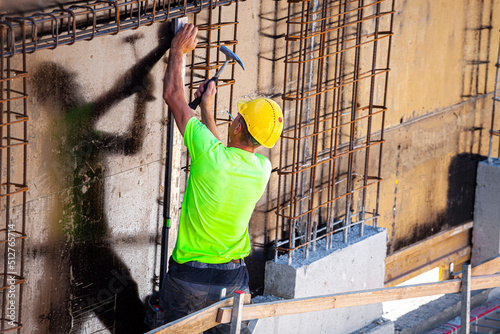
[145,257,250,333]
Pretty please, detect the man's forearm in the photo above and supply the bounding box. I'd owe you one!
[163,49,194,135]
[164,49,184,101]
[200,106,220,140]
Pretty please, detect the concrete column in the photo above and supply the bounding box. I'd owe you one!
[253,226,389,334]
[471,159,500,265]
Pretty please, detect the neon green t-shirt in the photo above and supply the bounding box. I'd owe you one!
[172,117,271,264]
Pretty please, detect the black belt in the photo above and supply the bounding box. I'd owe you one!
[169,258,248,285]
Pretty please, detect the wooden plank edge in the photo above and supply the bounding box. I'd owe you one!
[149,297,235,334]
[215,294,251,322]
[453,254,500,278]
[217,273,500,324]
[385,246,471,287]
[385,221,473,265]
[150,294,250,334]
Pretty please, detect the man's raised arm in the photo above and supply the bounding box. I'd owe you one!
[163,23,198,136]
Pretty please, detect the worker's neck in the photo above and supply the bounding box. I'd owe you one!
[228,140,256,154]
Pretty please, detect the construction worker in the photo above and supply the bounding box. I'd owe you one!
[148,23,284,331]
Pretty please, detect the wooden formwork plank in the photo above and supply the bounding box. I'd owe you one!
[453,254,500,278]
[385,222,473,286]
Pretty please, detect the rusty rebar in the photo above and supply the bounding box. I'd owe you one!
[275,0,394,262]
[182,0,239,185]
[0,0,237,58]
[0,20,28,333]
[488,37,500,163]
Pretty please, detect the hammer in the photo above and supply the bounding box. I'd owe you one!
[189,45,245,110]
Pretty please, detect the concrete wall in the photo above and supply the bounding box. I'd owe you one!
[471,159,500,265]
[24,23,180,333]
[379,0,500,253]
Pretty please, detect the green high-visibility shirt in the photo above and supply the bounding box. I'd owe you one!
[172,117,271,264]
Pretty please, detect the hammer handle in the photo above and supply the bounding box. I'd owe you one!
[188,76,218,110]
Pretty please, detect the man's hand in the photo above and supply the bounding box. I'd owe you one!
[171,23,198,54]
[194,80,217,112]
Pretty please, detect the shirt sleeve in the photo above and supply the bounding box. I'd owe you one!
[184,117,221,163]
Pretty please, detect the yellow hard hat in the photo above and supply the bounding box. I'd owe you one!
[237,98,284,148]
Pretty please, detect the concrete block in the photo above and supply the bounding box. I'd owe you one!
[471,159,500,265]
[254,226,387,334]
[265,226,387,299]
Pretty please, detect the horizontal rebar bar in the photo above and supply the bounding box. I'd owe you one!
[0,0,236,58]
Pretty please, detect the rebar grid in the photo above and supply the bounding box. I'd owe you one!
[0,24,28,334]
[181,0,239,175]
[0,0,237,58]
[275,0,394,264]
[488,37,500,163]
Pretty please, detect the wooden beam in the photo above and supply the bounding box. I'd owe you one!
[385,222,473,286]
[149,294,251,334]
[217,273,500,324]
[386,246,471,286]
[453,254,500,278]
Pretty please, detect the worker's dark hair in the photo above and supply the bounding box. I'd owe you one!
[239,117,260,147]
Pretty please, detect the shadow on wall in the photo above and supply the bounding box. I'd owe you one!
[445,153,485,227]
[391,153,484,252]
[31,24,172,333]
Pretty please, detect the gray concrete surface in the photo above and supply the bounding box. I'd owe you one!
[392,290,489,334]
[24,24,177,333]
[351,318,394,334]
[253,226,387,334]
[471,159,500,265]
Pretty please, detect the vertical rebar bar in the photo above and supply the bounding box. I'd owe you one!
[0,25,5,333]
[375,0,395,227]
[360,0,381,237]
[19,20,28,334]
[488,37,500,163]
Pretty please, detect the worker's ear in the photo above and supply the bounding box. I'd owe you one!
[234,121,243,134]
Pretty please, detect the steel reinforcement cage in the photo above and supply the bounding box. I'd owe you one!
[275,0,395,264]
[0,1,239,332]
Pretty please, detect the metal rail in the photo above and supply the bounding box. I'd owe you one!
[275,0,395,264]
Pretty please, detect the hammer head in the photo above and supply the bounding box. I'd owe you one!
[220,45,245,70]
